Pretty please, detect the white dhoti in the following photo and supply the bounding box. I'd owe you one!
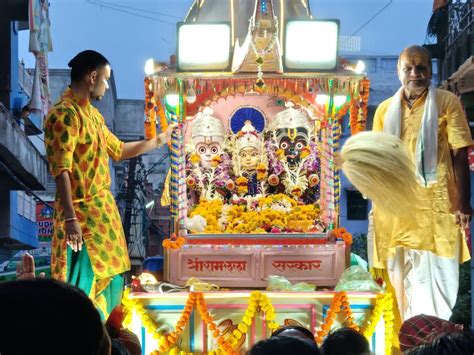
[386,243,460,322]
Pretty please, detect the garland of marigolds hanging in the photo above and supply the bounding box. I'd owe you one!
[162,233,186,250]
[121,289,394,354]
[315,291,359,344]
[349,78,371,135]
[144,77,169,143]
[361,292,395,355]
[357,78,370,133]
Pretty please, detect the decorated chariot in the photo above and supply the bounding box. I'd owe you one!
[123,1,393,354]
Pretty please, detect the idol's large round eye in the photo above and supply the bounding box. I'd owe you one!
[210,146,219,154]
[198,146,207,154]
[280,142,289,149]
[295,142,304,150]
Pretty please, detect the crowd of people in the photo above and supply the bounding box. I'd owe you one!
[1,273,473,355]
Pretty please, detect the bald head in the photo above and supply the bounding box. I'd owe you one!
[398,45,432,98]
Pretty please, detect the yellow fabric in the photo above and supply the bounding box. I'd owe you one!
[372,88,472,267]
[44,87,130,280]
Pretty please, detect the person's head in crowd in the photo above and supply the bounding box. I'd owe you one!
[0,278,111,355]
[320,327,370,355]
[398,314,464,352]
[404,331,474,355]
[106,305,142,355]
[272,325,315,342]
[248,336,321,355]
[111,339,131,355]
[68,49,111,101]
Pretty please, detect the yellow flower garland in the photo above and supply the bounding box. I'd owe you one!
[121,289,394,355]
[361,292,395,354]
[226,291,279,349]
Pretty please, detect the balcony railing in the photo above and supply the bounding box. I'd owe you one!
[447,0,473,47]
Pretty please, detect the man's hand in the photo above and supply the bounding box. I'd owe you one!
[455,206,472,231]
[16,253,45,279]
[161,123,178,144]
[65,219,83,252]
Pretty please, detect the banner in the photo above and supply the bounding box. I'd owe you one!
[36,201,53,241]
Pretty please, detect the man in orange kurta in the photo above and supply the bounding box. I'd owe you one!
[372,46,472,322]
[44,50,175,319]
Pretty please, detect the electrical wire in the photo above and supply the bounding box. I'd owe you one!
[0,159,53,210]
[351,0,393,36]
[85,0,176,25]
[92,0,183,20]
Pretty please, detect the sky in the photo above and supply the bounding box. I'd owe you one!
[19,0,434,100]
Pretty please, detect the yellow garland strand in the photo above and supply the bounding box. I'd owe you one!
[361,292,395,354]
[121,289,394,355]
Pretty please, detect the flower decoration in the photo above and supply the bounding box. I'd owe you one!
[331,227,353,246]
[291,187,303,198]
[225,179,236,191]
[315,291,359,344]
[276,149,285,161]
[308,174,320,187]
[123,287,393,354]
[162,233,187,249]
[189,153,201,165]
[236,176,249,195]
[300,146,311,159]
[268,174,280,186]
[186,176,197,188]
[211,155,222,168]
[256,163,268,181]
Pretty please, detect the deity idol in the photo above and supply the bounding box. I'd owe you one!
[266,103,320,202]
[229,107,267,197]
[232,121,267,196]
[186,107,232,201]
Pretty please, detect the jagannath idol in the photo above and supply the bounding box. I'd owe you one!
[185,107,232,202]
[266,103,320,202]
[229,107,268,197]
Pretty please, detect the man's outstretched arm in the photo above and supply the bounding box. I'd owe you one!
[120,124,177,160]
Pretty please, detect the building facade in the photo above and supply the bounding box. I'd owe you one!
[0,1,48,261]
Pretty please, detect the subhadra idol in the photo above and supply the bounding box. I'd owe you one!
[123,1,394,354]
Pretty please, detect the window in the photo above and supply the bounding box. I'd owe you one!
[346,189,368,220]
[17,191,36,222]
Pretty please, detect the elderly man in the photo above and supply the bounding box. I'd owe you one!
[371,45,472,322]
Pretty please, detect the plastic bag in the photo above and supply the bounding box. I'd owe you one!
[335,266,383,292]
[267,275,316,292]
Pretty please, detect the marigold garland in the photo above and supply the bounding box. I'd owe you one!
[122,288,393,354]
[315,291,359,344]
[349,96,358,135]
[162,233,187,249]
[226,291,279,350]
[357,78,370,133]
[331,227,353,246]
[361,292,395,355]
[235,176,249,195]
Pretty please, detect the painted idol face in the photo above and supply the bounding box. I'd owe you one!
[194,137,224,169]
[239,147,260,171]
[277,127,309,166]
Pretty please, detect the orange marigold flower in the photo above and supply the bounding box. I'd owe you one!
[291,187,302,198]
[211,155,221,167]
[300,146,311,158]
[276,149,285,160]
[189,153,201,165]
[236,176,249,186]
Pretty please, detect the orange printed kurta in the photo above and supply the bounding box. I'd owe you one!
[44,87,130,281]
